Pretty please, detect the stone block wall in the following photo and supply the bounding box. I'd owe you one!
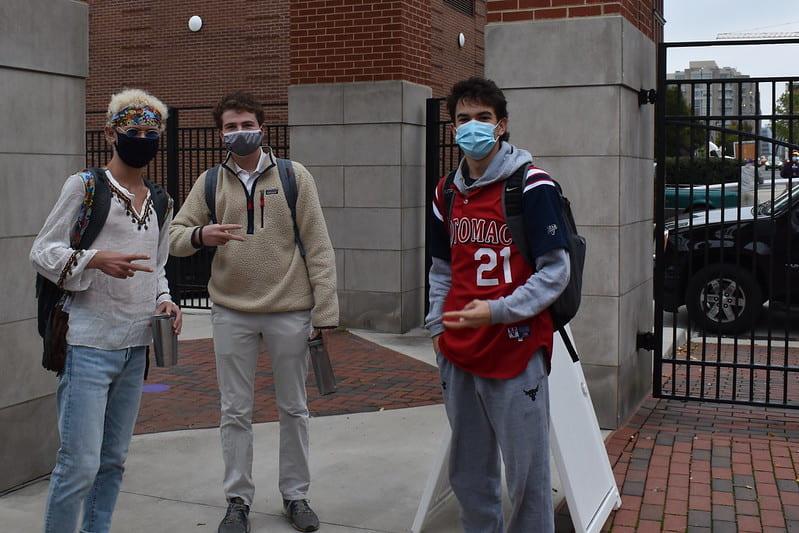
[485,11,658,428]
[0,0,88,491]
[289,81,430,332]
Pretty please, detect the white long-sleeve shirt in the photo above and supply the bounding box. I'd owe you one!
[30,170,173,350]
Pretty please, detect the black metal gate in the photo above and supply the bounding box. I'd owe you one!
[424,97,462,313]
[86,107,289,309]
[654,38,799,408]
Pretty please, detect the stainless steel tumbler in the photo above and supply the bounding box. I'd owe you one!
[308,335,336,395]
[151,314,178,367]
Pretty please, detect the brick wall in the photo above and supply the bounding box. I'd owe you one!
[86,0,290,127]
[289,0,432,86]
[486,0,663,41]
[430,0,486,97]
[87,1,488,126]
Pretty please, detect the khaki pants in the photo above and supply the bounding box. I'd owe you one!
[211,304,312,506]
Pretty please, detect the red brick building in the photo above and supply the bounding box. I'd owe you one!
[485,0,662,41]
[86,0,486,126]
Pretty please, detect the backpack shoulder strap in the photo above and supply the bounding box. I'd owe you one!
[75,168,111,249]
[144,179,172,230]
[442,170,457,225]
[276,158,305,257]
[204,165,220,224]
[503,163,533,264]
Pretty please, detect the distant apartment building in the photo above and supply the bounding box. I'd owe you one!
[668,60,757,117]
[760,124,773,158]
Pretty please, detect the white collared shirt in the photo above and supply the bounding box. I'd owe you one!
[30,169,173,350]
[229,149,270,191]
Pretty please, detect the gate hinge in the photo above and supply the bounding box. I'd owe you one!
[638,88,657,106]
[637,331,657,352]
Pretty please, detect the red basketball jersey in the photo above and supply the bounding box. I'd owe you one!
[435,177,554,379]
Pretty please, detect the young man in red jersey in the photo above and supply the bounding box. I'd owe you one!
[426,77,570,533]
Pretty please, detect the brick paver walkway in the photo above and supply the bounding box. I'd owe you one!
[135,330,442,434]
[597,398,799,532]
[661,342,799,407]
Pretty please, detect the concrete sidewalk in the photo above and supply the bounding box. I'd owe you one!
[2,311,699,532]
[0,316,561,532]
[1,405,459,533]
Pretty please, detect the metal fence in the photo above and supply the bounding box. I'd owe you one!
[654,38,799,408]
[86,107,289,309]
[424,98,463,313]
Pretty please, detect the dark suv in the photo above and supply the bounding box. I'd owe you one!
[662,183,799,334]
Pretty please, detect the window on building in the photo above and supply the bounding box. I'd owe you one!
[445,0,475,16]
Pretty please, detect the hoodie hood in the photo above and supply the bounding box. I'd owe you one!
[453,141,533,193]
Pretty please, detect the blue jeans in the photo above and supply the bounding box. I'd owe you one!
[43,345,146,533]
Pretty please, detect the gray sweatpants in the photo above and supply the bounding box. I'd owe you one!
[211,304,312,506]
[437,350,554,533]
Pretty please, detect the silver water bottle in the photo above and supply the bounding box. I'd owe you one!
[308,333,337,395]
[151,314,178,367]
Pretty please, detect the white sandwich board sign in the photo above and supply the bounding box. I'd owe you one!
[412,325,621,533]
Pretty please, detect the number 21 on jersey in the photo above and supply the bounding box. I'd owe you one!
[475,246,512,286]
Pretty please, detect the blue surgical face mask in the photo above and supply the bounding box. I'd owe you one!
[455,120,500,160]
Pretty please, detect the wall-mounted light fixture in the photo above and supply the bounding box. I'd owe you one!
[188,15,203,32]
[458,33,466,48]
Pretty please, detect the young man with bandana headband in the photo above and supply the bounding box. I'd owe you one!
[170,91,337,533]
[425,77,570,533]
[30,88,182,533]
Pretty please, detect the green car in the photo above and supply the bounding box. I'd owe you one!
[664,183,739,213]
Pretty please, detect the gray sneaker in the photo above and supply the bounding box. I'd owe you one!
[218,497,250,533]
[283,499,320,532]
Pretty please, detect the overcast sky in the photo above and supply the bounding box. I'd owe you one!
[664,0,799,114]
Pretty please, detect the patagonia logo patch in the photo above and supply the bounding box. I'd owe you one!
[507,325,531,342]
[265,188,279,195]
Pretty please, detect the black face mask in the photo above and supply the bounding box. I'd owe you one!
[115,132,159,168]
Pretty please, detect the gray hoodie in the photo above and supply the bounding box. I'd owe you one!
[425,142,570,337]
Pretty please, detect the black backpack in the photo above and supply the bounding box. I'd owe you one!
[442,164,586,361]
[35,168,171,370]
[203,158,305,257]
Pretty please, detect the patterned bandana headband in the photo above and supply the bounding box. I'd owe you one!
[109,105,162,129]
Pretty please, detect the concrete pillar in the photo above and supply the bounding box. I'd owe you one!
[485,7,658,428]
[288,0,433,332]
[289,81,431,332]
[0,0,88,490]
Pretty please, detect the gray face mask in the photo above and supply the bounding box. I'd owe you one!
[223,129,263,156]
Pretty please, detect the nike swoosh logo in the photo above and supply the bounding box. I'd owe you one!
[507,187,520,191]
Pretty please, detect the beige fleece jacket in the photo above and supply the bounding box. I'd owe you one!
[169,151,338,327]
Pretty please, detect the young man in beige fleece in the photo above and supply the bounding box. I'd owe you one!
[169,91,338,533]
